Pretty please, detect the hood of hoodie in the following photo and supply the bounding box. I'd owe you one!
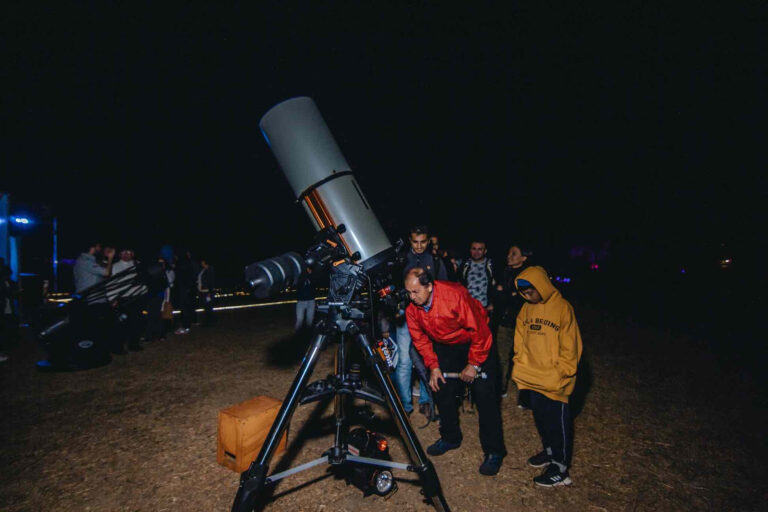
[515,266,558,303]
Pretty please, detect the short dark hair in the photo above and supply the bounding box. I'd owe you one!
[470,239,487,247]
[83,240,102,252]
[410,225,429,237]
[412,267,434,286]
[509,244,534,258]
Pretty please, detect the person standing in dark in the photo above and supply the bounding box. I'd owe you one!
[495,245,532,403]
[458,240,497,318]
[512,266,582,487]
[109,249,147,351]
[73,242,115,293]
[429,234,454,281]
[445,249,461,282]
[0,259,16,362]
[73,241,119,353]
[173,251,197,335]
[394,225,446,418]
[197,258,216,327]
[144,257,169,342]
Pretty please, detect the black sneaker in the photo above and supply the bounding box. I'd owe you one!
[479,453,504,476]
[527,450,551,468]
[426,439,461,456]
[533,464,572,487]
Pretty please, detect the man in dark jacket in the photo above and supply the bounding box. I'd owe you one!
[394,225,447,418]
[197,258,216,327]
[173,251,198,335]
[429,235,454,281]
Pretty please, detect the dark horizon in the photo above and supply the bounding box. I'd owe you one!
[3,3,766,283]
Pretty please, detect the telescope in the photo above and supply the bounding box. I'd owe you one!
[233,98,450,512]
[36,262,167,372]
[245,96,395,298]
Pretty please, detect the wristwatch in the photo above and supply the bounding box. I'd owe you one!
[471,364,482,373]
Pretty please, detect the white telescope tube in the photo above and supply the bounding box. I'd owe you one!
[259,97,392,270]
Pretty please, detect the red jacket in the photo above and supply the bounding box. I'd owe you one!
[406,281,493,370]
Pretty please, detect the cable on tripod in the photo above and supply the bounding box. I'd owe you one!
[365,274,377,343]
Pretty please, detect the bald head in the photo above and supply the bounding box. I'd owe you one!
[404,268,433,306]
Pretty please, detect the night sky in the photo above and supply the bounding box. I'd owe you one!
[3,3,766,283]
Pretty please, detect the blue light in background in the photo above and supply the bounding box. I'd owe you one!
[12,216,31,225]
[9,236,18,281]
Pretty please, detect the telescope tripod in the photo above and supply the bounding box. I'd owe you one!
[232,307,450,512]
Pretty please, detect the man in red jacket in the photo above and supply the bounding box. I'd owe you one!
[404,268,506,476]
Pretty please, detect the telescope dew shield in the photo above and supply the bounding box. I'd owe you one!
[245,252,305,299]
[259,97,392,271]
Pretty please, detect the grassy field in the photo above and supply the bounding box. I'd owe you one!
[1,304,765,511]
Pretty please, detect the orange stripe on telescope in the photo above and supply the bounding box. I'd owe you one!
[303,193,328,229]
[303,191,354,257]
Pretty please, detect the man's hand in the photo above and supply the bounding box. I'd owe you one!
[104,247,116,260]
[429,367,446,392]
[486,304,494,313]
[460,364,478,383]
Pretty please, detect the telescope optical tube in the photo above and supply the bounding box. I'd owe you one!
[259,97,393,271]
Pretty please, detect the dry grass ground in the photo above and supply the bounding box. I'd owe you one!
[1,305,766,511]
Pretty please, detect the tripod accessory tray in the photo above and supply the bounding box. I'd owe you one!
[218,396,288,473]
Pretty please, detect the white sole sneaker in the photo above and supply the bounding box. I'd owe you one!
[534,475,572,487]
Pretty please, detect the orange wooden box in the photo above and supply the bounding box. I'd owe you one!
[217,395,287,473]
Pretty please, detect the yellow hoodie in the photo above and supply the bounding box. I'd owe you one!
[511,266,583,403]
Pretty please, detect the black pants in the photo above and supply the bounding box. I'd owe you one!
[145,296,166,341]
[432,342,506,456]
[530,390,573,467]
[0,313,15,351]
[178,287,196,329]
[200,292,215,326]
[85,303,118,353]
[118,298,146,348]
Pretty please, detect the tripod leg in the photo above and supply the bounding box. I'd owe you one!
[232,330,330,512]
[331,334,348,462]
[353,331,451,512]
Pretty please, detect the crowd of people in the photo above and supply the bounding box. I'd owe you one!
[72,241,217,356]
[10,227,581,487]
[382,225,583,487]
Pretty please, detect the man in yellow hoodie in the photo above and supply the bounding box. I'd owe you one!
[512,266,582,487]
